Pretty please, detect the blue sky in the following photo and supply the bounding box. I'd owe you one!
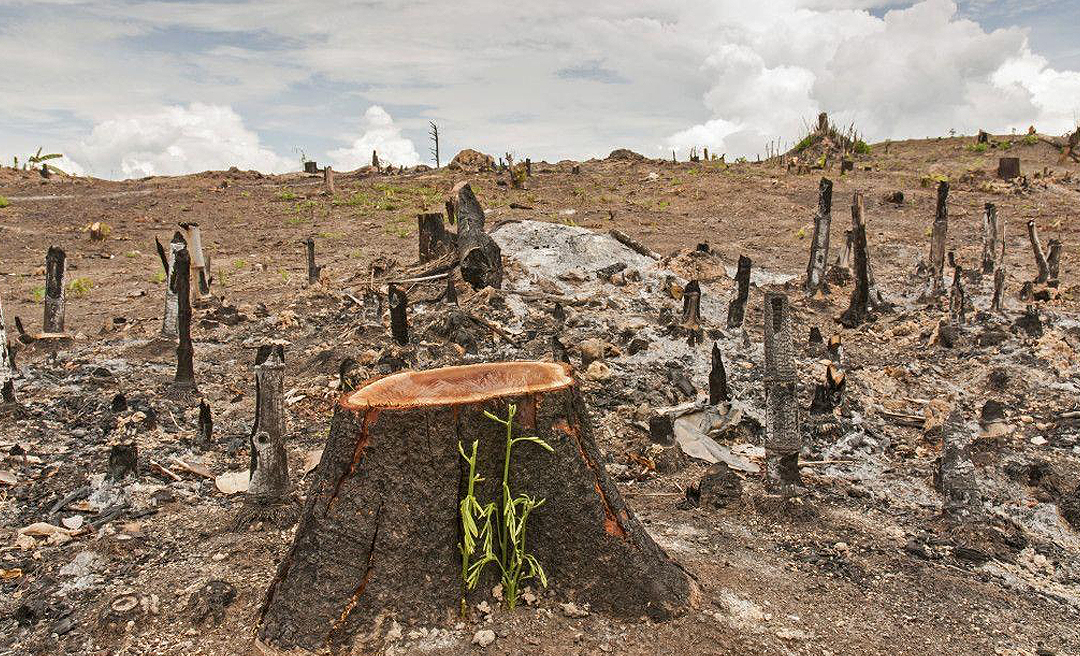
[1,0,1077,178]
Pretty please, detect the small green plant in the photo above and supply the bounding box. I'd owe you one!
[277,190,298,201]
[794,135,814,152]
[68,277,93,298]
[967,142,989,153]
[124,250,140,258]
[150,268,166,284]
[1023,134,1039,146]
[1000,140,1014,151]
[279,268,290,282]
[30,287,44,303]
[796,227,806,239]
[285,216,306,226]
[0,196,9,209]
[852,140,871,155]
[657,199,670,210]
[458,404,553,611]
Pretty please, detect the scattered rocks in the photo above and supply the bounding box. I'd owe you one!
[472,629,496,648]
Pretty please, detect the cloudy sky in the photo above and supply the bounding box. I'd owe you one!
[2,0,1078,179]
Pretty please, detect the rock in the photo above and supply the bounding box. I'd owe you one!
[472,629,496,648]
[583,360,611,381]
[607,149,646,161]
[448,149,494,172]
[578,338,608,368]
[560,602,590,618]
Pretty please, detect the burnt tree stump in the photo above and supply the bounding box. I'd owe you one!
[43,245,67,334]
[926,181,949,297]
[1027,219,1051,284]
[449,182,503,290]
[997,157,1020,180]
[981,203,1002,275]
[804,177,833,296]
[764,293,801,493]
[256,362,695,654]
[169,246,197,395]
[157,232,186,338]
[726,255,751,329]
[0,293,15,404]
[417,212,455,263]
[303,237,322,286]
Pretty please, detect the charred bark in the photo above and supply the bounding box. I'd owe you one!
[256,362,694,654]
[249,345,288,501]
[927,181,949,297]
[169,246,197,394]
[444,270,458,305]
[804,177,833,295]
[849,191,887,310]
[809,364,845,415]
[997,157,1020,180]
[764,293,800,493]
[839,216,870,328]
[681,280,702,345]
[303,237,322,286]
[1027,219,1050,284]
[949,257,967,327]
[417,212,455,263]
[197,400,213,451]
[709,342,729,405]
[937,410,981,519]
[450,182,503,290]
[43,245,66,334]
[726,255,751,329]
[179,222,211,297]
[981,204,1001,275]
[108,444,138,480]
[158,232,186,338]
[388,284,408,346]
[0,293,15,404]
[1047,239,1062,286]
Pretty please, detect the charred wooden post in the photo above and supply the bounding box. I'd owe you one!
[108,444,138,480]
[997,157,1020,180]
[981,204,1001,274]
[937,410,981,519]
[197,400,213,450]
[1047,239,1062,286]
[839,207,871,328]
[255,362,694,653]
[0,293,15,404]
[949,256,966,326]
[303,237,322,286]
[809,364,845,415]
[927,181,949,297]
[304,161,319,174]
[992,267,1006,312]
[323,166,335,195]
[681,280,702,345]
[850,191,886,308]
[977,130,990,144]
[157,232,186,338]
[43,245,66,334]
[763,293,800,493]
[180,222,211,297]
[727,255,751,329]
[388,283,408,345]
[371,150,379,169]
[169,246,197,394]
[1026,219,1050,284]
[804,177,833,296]
[525,158,531,177]
[450,182,503,290]
[249,345,288,501]
[709,342,729,404]
[417,212,454,263]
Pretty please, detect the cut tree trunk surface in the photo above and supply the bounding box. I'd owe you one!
[257,361,695,654]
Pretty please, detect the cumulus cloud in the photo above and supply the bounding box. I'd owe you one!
[68,104,293,179]
[667,0,1080,158]
[328,106,421,170]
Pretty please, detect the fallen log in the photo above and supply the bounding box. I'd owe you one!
[450,182,502,290]
[256,362,695,653]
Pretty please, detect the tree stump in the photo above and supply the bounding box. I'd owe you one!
[804,177,833,296]
[0,292,16,404]
[449,182,503,290]
[926,181,949,297]
[256,362,695,654]
[43,245,67,334]
[726,255,751,329]
[997,157,1020,180]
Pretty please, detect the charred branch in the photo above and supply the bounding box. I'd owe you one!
[709,342,729,405]
[727,255,752,329]
[450,182,503,290]
[609,229,660,260]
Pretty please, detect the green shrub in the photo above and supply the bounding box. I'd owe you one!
[0,196,9,208]
[967,142,989,153]
[853,140,871,155]
[68,278,93,298]
[794,135,814,152]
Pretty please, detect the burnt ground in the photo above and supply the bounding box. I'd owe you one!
[1,133,1080,656]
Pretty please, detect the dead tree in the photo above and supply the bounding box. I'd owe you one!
[303,237,322,285]
[763,293,800,493]
[428,121,440,168]
[0,293,15,404]
[449,182,503,289]
[417,212,454,263]
[709,342,729,404]
[156,232,186,338]
[1047,239,1062,285]
[839,203,871,328]
[1026,219,1050,284]
[371,150,379,169]
[179,223,211,297]
[249,345,288,501]
[981,204,1002,274]
[169,245,197,394]
[926,181,949,297]
[849,192,887,310]
[323,166,335,195]
[388,284,408,345]
[949,255,966,326]
[804,177,833,296]
[256,362,694,653]
[727,255,751,329]
[43,245,66,334]
[681,280,702,345]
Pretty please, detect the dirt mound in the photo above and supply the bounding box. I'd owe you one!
[448,149,494,171]
[607,148,647,161]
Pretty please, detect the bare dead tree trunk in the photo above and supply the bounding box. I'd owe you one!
[804,177,833,295]
[323,166,335,195]
[180,223,211,297]
[839,210,870,328]
[249,345,288,500]
[371,150,379,169]
[388,283,408,345]
[763,292,800,493]
[949,256,966,326]
[992,267,1006,312]
[417,212,454,263]
[158,232,185,338]
[303,237,322,286]
[681,280,702,345]
[1027,219,1050,284]
[727,255,751,329]
[849,191,887,310]
[450,182,503,290]
[0,293,15,404]
[981,203,1000,274]
[170,246,197,394]
[709,342,729,404]
[1047,239,1062,285]
[927,181,949,297]
[43,245,66,334]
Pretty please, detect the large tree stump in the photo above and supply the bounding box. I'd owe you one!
[926,181,949,297]
[256,362,695,654]
[157,232,186,338]
[449,182,502,290]
[43,245,67,334]
[726,254,751,329]
[804,177,833,296]
[997,157,1020,180]
[417,212,455,263]
[763,293,800,493]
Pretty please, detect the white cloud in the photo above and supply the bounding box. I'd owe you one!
[67,104,294,179]
[327,106,421,170]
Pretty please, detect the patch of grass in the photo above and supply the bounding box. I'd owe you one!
[1000,140,1014,151]
[796,227,807,240]
[285,216,307,226]
[30,287,44,303]
[919,173,949,188]
[966,142,989,153]
[794,135,814,152]
[150,268,166,284]
[0,196,9,209]
[278,268,290,282]
[68,277,93,298]
[657,199,670,210]
[277,190,298,201]
[853,140,871,155]
[1023,134,1039,146]
[233,259,247,270]
[124,250,140,258]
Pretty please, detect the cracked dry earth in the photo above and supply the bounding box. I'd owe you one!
[2,133,1080,655]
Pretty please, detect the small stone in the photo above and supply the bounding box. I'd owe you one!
[61,516,84,530]
[584,361,612,381]
[560,602,589,618]
[472,629,496,648]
